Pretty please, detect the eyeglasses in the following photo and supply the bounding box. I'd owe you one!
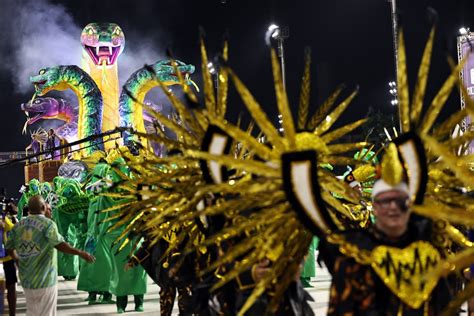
[374,197,409,211]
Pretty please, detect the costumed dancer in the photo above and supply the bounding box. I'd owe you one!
[106,157,147,314]
[320,145,453,314]
[53,177,89,281]
[78,161,118,304]
[107,39,359,314]
[320,26,474,314]
[78,156,147,311]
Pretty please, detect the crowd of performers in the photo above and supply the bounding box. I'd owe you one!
[4,25,474,316]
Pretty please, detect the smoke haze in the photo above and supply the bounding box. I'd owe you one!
[2,0,171,104]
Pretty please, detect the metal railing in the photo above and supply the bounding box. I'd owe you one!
[0,127,131,168]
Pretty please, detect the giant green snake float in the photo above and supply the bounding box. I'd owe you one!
[25,22,196,156]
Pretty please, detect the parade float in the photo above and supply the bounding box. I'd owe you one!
[21,22,196,184]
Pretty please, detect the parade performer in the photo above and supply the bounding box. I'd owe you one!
[106,38,365,314]
[77,161,118,304]
[6,195,95,315]
[321,144,452,314]
[53,177,89,280]
[319,26,474,314]
[25,128,48,160]
[17,179,52,220]
[78,155,147,310]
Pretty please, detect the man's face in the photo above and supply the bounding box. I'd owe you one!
[44,203,52,219]
[373,190,410,237]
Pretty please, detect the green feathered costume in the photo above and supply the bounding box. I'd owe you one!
[77,159,147,310]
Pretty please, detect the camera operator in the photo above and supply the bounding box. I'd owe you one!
[0,200,18,316]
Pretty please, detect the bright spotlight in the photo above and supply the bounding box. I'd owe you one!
[268,24,279,32]
[207,62,216,74]
[389,81,396,87]
[459,27,469,35]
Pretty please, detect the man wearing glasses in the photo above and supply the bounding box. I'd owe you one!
[320,178,453,315]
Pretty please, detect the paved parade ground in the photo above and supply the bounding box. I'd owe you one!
[8,264,470,315]
[10,266,331,315]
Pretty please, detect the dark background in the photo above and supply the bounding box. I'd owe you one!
[0,0,473,197]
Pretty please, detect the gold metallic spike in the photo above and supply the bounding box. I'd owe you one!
[101,193,135,199]
[434,246,474,280]
[397,30,411,133]
[432,108,468,138]
[185,150,280,177]
[321,119,367,143]
[235,113,242,129]
[420,57,465,135]
[245,119,256,135]
[193,109,211,131]
[171,59,199,103]
[446,224,474,247]
[200,38,217,113]
[271,49,296,148]
[423,135,474,186]
[410,28,435,126]
[381,143,403,186]
[101,201,134,213]
[412,203,474,226]
[170,59,186,87]
[227,68,285,149]
[207,117,277,161]
[444,130,474,150]
[314,89,358,136]
[147,79,203,136]
[297,49,311,130]
[307,85,344,130]
[216,41,229,118]
[141,103,199,146]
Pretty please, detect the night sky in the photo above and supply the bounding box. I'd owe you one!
[0,0,473,197]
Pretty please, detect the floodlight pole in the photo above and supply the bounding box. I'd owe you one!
[277,37,286,91]
[389,0,402,132]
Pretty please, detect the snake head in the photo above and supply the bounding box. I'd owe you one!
[30,67,61,96]
[21,97,61,125]
[81,23,125,67]
[60,179,82,199]
[153,59,196,86]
